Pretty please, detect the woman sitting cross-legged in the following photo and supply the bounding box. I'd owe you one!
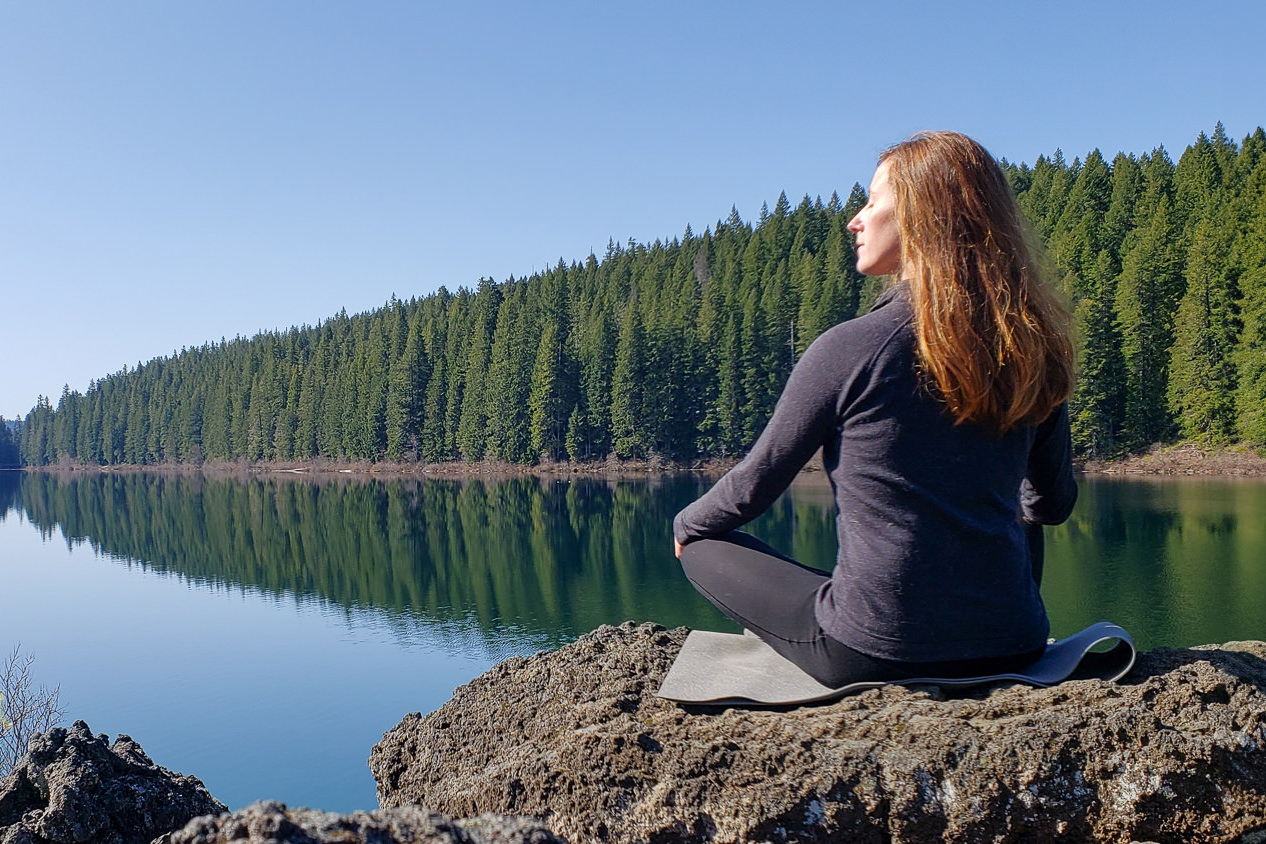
[673,130,1077,689]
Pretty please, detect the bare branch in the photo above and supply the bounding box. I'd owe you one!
[1,643,66,775]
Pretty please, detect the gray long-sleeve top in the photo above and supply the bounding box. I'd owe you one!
[673,284,1077,662]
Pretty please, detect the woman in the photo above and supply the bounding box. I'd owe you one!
[673,131,1077,688]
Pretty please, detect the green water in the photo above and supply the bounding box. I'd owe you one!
[1,470,1263,812]
[1043,476,1266,648]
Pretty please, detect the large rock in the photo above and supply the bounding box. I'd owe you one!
[371,622,1266,844]
[0,720,226,844]
[157,800,565,844]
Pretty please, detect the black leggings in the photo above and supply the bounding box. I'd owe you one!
[679,531,1045,688]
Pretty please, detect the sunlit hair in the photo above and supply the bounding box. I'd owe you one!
[879,131,1074,434]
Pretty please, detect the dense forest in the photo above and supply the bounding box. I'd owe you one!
[12,124,1266,468]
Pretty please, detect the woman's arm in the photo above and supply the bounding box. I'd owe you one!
[1022,403,1077,526]
[673,332,845,546]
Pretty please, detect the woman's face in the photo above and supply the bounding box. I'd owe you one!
[847,161,901,276]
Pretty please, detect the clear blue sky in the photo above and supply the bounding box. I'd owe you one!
[3,0,1263,419]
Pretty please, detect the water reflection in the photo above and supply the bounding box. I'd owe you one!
[1044,477,1266,648]
[0,471,19,515]
[7,472,741,658]
[5,471,1265,652]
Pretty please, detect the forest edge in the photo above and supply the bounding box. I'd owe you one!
[8,441,1266,479]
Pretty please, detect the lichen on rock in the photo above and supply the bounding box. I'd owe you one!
[370,621,1266,844]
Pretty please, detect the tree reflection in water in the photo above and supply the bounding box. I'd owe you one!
[5,471,1265,654]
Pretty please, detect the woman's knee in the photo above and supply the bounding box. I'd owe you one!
[678,537,725,589]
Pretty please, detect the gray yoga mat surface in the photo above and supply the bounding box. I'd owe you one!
[657,622,1136,706]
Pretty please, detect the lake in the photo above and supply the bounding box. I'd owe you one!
[1,470,1264,813]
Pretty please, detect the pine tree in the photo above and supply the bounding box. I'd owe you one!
[485,288,533,462]
[1167,205,1240,443]
[1040,150,1075,240]
[456,280,500,461]
[564,404,587,462]
[1017,154,1054,236]
[1173,130,1229,235]
[51,385,78,463]
[360,320,390,461]
[739,267,774,444]
[418,294,452,463]
[1071,252,1127,457]
[1234,145,1266,445]
[793,250,825,354]
[386,311,429,462]
[273,368,299,461]
[610,301,648,458]
[569,301,614,461]
[293,344,324,459]
[692,230,727,455]
[1103,152,1142,267]
[437,289,470,461]
[814,212,860,334]
[244,374,268,462]
[20,396,53,466]
[653,242,703,457]
[1115,196,1185,449]
[1050,150,1112,299]
[75,384,102,464]
[528,321,568,461]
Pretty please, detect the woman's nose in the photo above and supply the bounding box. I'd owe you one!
[847,215,862,232]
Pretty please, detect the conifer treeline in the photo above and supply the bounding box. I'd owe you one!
[1015,124,1266,456]
[15,192,869,466]
[14,125,1266,467]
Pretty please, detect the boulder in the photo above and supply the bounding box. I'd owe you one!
[0,720,226,844]
[371,622,1266,844]
[157,800,565,844]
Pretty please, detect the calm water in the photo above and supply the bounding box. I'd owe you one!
[1,470,1264,812]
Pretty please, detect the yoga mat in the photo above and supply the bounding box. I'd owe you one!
[658,621,1135,706]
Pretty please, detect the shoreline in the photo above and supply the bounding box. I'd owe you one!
[12,441,1266,479]
[14,455,745,481]
[1077,442,1266,477]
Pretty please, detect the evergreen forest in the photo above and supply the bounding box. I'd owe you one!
[12,124,1266,468]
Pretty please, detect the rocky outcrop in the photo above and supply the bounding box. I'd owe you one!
[371,622,1266,844]
[0,720,226,844]
[157,801,565,844]
[0,725,565,844]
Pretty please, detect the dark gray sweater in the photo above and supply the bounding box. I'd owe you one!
[674,284,1076,662]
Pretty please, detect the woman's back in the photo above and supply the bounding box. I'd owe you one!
[810,285,1074,661]
[675,282,1075,663]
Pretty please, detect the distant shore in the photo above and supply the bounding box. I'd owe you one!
[18,455,743,481]
[1078,443,1266,477]
[15,442,1266,479]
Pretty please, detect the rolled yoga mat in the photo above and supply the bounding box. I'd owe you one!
[657,621,1136,706]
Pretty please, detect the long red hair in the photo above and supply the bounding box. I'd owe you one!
[880,131,1074,433]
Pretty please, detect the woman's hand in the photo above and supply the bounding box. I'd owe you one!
[674,538,684,559]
